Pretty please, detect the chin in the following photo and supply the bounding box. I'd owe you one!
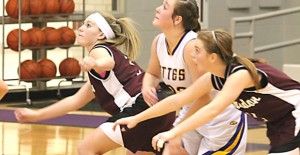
[76,40,84,46]
[152,19,160,26]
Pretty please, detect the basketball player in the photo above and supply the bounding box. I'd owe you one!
[0,79,8,100]
[140,0,247,154]
[114,30,300,155]
[14,12,176,155]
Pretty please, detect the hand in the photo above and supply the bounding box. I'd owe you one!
[112,116,138,131]
[80,56,96,72]
[14,108,40,123]
[152,131,176,152]
[163,137,189,155]
[141,86,158,106]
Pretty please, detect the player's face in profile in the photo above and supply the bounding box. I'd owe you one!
[77,19,102,47]
[192,39,211,72]
[153,0,176,29]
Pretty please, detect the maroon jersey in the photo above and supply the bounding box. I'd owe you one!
[211,62,300,149]
[88,44,176,153]
[88,44,145,115]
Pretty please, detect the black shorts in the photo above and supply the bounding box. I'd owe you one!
[106,87,176,153]
[267,113,300,153]
[269,130,300,153]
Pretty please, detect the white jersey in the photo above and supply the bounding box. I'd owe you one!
[156,31,247,155]
[157,31,195,93]
[157,31,195,126]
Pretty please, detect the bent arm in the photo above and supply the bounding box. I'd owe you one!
[135,73,213,123]
[142,35,163,105]
[143,35,162,88]
[84,47,115,73]
[169,70,254,137]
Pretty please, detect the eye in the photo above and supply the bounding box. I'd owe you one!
[86,23,92,28]
[163,4,167,9]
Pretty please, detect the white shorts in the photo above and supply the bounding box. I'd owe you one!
[99,122,124,146]
[182,104,247,155]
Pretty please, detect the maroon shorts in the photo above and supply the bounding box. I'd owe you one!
[267,113,300,153]
[106,90,176,153]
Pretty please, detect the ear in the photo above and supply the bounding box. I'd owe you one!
[209,53,218,62]
[98,32,106,40]
[174,15,183,25]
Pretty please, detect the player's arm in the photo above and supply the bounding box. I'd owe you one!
[142,35,162,105]
[169,70,255,137]
[81,47,115,73]
[144,35,162,87]
[15,81,95,122]
[136,73,213,124]
[113,73,213,130]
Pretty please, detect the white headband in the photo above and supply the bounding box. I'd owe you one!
[87,13,116,39]
[212,31,218,45]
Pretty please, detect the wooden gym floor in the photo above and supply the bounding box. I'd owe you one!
[0,103,269,155]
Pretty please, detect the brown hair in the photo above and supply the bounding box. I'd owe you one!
[197,30,266,90]
[173,0,201,32]
[101,12,141,61]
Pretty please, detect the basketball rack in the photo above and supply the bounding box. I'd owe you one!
[1,0,87,105]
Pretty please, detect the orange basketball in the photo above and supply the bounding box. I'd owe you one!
[7,29,31,51]
[27,27,46,47]
[38,58,57,79]
[58,26,76,48]
[59,58,81,78]
[29,0,45,15]
[43,27,61,48]
[44,0,60,15]
[19,60,41,80]
[5,0,30,19]
[59,0,75,15]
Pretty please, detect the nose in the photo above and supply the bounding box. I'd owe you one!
[155,6,160,13]
[78,25,84,31]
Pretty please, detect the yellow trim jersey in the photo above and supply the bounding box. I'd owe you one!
[156,31,196,93]
[156,31,248,155]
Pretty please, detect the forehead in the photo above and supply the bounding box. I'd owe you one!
[195,39,205,49]
[84,17,97,25]
[164,0,177,6]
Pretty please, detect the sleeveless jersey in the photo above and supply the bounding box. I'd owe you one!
[156,31,196,93]
[156,31,247,154]
[211,62,300,127]
[211,62,300,149]
[88,44,145,115]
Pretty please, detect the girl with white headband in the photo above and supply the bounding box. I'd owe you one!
[114,29,300,155]
[14,12,176,155]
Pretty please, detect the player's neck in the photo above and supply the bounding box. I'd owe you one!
[164,30,185,53]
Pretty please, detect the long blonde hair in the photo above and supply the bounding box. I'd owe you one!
[101,12,141,61]
[197,30,266,90]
